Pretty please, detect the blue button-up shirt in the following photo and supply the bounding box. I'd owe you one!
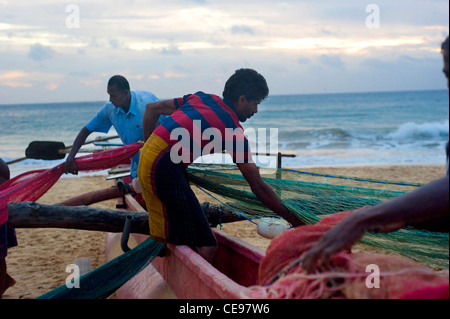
[86,90,159,179]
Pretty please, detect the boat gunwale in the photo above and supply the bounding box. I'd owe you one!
[116,193,264,299]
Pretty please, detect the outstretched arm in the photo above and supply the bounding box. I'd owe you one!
[63,126,92,175]
[143,100,177,141]
[237,162,304,227]
[301,175,449,272]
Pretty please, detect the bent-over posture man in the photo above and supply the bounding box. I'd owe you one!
[63,75,159,192]
[138,69,302,262]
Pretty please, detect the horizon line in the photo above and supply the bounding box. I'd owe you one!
[0,88,447,106]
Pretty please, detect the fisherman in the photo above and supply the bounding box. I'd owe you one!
[138,68,303,262]
[301,36,450,273]
[63,75,159,193]
[0,158,17,298]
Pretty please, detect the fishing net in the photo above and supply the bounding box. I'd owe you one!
[0,143,142,225]
[187,164,449,270]
[242,210,449,299]
[1,143,157,299]
[2,144,448,298]
[37,237,164,299]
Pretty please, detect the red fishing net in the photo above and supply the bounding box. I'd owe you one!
[244,209,449,299]
[0,143,142,225]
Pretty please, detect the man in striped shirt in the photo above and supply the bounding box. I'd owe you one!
[138,69,302,262]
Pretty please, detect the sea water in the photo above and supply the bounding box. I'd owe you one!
[244,90,449,168]
[1,90,448,178]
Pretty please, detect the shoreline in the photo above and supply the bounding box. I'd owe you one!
[3,163,446,299]
[6,157,447,180]
[286,161,445,169]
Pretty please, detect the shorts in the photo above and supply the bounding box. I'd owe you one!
[0,222,18,259]
[138,134,217,247]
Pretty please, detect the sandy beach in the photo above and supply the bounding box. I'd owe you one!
[2,164,447,299]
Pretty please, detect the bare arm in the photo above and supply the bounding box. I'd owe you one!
[63,126,92,174]
[301,175,449,272]
[237,162,304,227]
[143,100,177,141]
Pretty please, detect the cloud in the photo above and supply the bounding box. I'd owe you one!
[0,70,32,88]
[108,39,121,49]
[163,72,188,79]
[297,57,311,65]
[160,45,181,55]
[46,83,59,91]
[0,1,448,103]
[0,69,66,90]
[231,25,255,35]
[319,55,344,68]
[27,43,56,61]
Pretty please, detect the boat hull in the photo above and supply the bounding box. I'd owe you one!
[105,194,265,299]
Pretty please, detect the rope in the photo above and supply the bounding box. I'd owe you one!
[244,252,442,299]
[194,184,291,227]
[283,168,423,187]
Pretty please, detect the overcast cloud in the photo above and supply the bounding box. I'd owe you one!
[0,0,448,104]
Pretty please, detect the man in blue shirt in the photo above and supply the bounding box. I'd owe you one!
[63,75,159,191]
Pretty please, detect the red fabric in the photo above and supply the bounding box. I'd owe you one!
[258,209,355,285]
[0,143,142,225]
[399,284,449,299]
[247,210,449,299]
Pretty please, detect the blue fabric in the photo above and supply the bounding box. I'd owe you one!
[86,90,159,178]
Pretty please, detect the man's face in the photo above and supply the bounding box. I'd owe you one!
[107,85,129,108]
[235,96,261,122]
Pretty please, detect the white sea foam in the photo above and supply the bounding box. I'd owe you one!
[386,121,449,140]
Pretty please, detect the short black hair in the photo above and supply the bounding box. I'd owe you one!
[108,75,130,91]
[0,157,10,183]
[223,68,269,104]
[442,36,449,53]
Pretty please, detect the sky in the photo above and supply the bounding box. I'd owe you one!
[0,0,448,104]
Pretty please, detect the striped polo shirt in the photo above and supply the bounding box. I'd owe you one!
[152,91,253,166]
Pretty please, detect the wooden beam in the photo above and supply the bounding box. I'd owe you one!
[7,201,244,233]
[8,202,149,234]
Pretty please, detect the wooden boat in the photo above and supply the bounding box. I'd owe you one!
[6,162,262,299]
[104,192,265,299]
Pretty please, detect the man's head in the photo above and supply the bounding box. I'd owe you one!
[0,158,10,184]
[107,75,131,109]
[442,36,449,89]
[223,69,269,122]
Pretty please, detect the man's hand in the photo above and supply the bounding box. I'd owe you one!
[301,212,366,273]
[63,126,91,175]
[237,162,303,227]
[63,158,78,175]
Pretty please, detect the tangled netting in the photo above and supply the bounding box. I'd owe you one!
[37,237,163,299]
[242,210,449,299]
[0,143,166,299]
[0,143,142,225]
[187,164,449,270]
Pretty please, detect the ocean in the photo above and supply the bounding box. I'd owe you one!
[1,89,449,178]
